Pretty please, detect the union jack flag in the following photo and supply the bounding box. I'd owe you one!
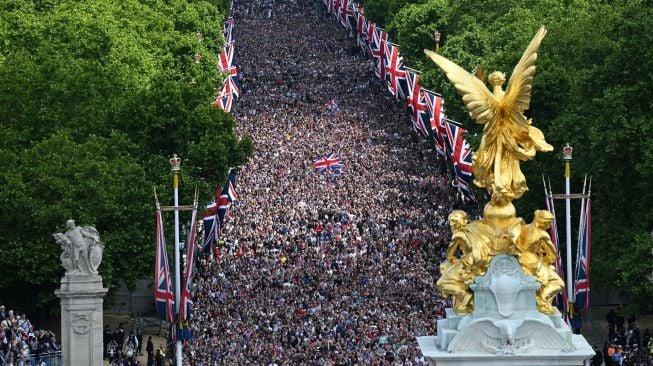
[448,122,474,198]
[405,70,429,137]
[225,170,238,202]
[574,196,591,311]
[179,207,198,324]
[223,27,233,44]
[203,200,220,254]
[338,0,354,30]
[222,70,240,99]
[544,179,567,319]
[202,170,237,254]
[331,0,340,18]
[423,91,447,156]
[217,170,237,228]
[154,209,175,322]
[355,6,369,55]
[218,43,234,71]
[384,43,406,98]
[371,27,388,80]
[223,17,234,32]
[213,92,233,112]
[444,119,465,158]
[366,21,375,48]
[313,153,344,174]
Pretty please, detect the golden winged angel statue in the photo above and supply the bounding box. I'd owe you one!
[425,26,552,205]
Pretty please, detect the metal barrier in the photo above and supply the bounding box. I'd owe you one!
[29,351,62,366]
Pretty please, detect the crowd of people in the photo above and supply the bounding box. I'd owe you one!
[0,304,60,365]
[588,308,653,366]
[182,0,464,364]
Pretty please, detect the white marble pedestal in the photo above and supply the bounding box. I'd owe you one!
[418,254,594,366]
[417,335,594,366]
[55,273,108,366]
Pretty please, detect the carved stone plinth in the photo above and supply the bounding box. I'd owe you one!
[55,273,108,366]
[418,254,594,366]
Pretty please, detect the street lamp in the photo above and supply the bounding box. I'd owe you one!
[563,143,573,306]
[434,30,441,53]
[169,154,182,366]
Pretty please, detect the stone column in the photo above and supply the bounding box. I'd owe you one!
[55,273,108,366]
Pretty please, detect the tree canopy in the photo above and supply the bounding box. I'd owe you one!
[0,0,251,313]
[365,0,653,312]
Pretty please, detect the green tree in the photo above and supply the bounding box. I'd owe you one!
[0,0,250,314]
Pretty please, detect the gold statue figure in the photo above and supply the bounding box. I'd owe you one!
[425,26,553,203]
[437,210,497,314]
[516,210,565,314]
[426,27,565,315]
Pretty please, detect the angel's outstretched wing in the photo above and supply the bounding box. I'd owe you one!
[424,49,498,126]
[447,318,504,352]
[503,26,547,115]
[515,319,574,351]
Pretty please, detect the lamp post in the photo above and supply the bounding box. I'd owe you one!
[562,144,574,308]
[434,30,441,53]
[169,154,183,366]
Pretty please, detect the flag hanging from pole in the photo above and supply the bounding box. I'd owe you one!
[574,196,591,311]
[202,199,219,254]
[177,206,198,341]
[544,179,568,322]
[154,209,175,322]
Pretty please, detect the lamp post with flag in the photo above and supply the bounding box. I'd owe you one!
[562,143,574,313]
[170,154,183,366]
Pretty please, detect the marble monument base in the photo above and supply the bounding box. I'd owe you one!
[418,254,594,366]
[55,273,108,366]
[417,335,594,366]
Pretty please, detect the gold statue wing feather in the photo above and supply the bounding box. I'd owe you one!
[424,49,498,125]
[503,26,547,114]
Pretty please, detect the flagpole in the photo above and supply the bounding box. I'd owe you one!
[562,144,574,313]
[574,175,588,303]
[169,154,183,366]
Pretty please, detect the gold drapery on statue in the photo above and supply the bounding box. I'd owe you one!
[426,26,563,315]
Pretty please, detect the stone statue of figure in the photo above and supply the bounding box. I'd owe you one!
[516,210,564,314]
[425,27,553,204]
[437,210,497,315]
[53,219,104,275]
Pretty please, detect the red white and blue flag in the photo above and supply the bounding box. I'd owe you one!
[218,43,235,71]
[176,206,198,341]
[544,179,568,321]
[223,17,234,32]
[448,123,475,199]
[444,119,465,158]
[405,70,429,137]
[213,92,233,112]
[154,209,175,322]
[179,207,198,322]
[202,170,237,255]
[574,196,591,311]
[384,43,406,98]
[338,0,354,30]
[222,68,240,99]
[354,5,369,55]
[423,90,447,156]
[371,27,388,80]
[313,153,345,174]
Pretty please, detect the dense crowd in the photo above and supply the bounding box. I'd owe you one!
[588,308,653,366]
[181,0,464,364]
[0,304,60,366]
